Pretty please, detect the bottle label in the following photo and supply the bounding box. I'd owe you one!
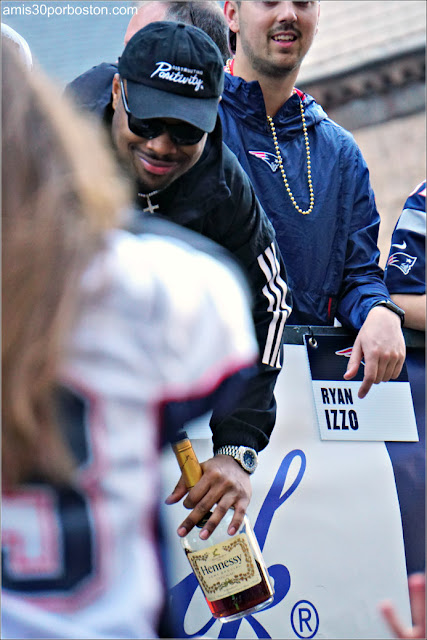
[187,533,262,602]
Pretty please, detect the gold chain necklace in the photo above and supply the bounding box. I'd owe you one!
[267,103,314,215]
[225,58,314,215]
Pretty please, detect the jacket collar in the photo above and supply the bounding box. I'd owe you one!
[222,73,327,135]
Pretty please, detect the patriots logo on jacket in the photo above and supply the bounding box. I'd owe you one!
[335,347,365,367]
[387,252,417,275]
[249,151,280,173]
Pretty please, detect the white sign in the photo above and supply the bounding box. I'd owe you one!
[305,335,418,441]
[160,344,411,639]
[311,380,419,441]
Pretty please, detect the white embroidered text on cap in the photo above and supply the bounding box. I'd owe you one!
[150,62,204,92]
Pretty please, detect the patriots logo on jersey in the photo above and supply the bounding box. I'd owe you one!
[249,151,280,173]
[387,252,417,275]
[335,347,365,367]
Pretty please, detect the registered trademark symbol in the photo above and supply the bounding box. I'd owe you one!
[290,600,319,638]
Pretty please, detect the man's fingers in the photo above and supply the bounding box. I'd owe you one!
[391,354,405,380]
[343,340,363,381]
[380,356,401,383]
[358,358,378,399]
[200,499,248,540]
[408,573,426,633]
[357,378,372,399]
[379,601,406,639]
[369,349,405,387]
[343,362,359,381]
[373,354,390,384]
[164,476,188,505]
[177,492,228,537]
[198,501,232,540]
[168,456,252,538]
[179,480,240,537]
[227,503,247,537]
[379,574,426,639]
[177,499,214,537]
[358,350,405,398]
[351,306,407,396]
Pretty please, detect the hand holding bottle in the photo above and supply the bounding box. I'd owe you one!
[168,433,274,623]
[165,453,252,540]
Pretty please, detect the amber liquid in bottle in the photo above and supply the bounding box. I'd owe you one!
[172,432,274,623]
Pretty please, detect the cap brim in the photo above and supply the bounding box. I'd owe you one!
[126,80,219,133]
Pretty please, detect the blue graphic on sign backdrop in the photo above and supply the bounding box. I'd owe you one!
[169,450,308,638]
[291,600,319,639]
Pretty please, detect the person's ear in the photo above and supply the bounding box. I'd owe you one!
[111,74,121,111]
[224,1,239,34]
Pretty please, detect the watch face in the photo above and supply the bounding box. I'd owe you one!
[242,449,257,470]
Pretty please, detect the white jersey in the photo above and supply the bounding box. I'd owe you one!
[1,228,258,639]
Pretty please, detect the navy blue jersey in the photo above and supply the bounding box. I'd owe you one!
[385,181,426,295]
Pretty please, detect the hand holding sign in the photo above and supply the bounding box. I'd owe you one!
[306,334,417,441]
[343,305,406,398]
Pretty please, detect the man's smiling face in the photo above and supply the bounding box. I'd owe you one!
[228,1,320,78]
[111,75,208,193]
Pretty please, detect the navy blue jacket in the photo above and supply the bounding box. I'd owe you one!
[219,74,394,329]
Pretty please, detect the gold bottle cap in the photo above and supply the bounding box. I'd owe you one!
[172,438,202,489]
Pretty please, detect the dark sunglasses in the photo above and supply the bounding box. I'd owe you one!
[120,81,206,146]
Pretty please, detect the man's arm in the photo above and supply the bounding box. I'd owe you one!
[390,293,426,331]
[167,146,292,538]
[150,222,259,540]
[208,145,292,450]
[334,147,406,397]
[385,182,426,332]
[347,180,427,394]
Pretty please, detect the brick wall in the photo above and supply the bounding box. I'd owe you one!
[353,112,426,268]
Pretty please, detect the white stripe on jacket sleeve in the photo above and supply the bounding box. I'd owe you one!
[257,242,291,367]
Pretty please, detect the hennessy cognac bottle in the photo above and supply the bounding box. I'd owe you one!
[171,431,274,623]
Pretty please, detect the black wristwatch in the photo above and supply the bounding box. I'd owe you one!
[371,299,405,326]
[214,445,258,474]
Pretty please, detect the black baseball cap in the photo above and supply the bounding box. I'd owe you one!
[118,21,224,133]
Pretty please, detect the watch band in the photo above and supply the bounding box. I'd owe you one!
[371,299,405,326]
[216,445,239,456]
[215,445,258,474]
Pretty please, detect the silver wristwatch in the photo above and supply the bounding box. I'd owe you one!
[215,445,258,474]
